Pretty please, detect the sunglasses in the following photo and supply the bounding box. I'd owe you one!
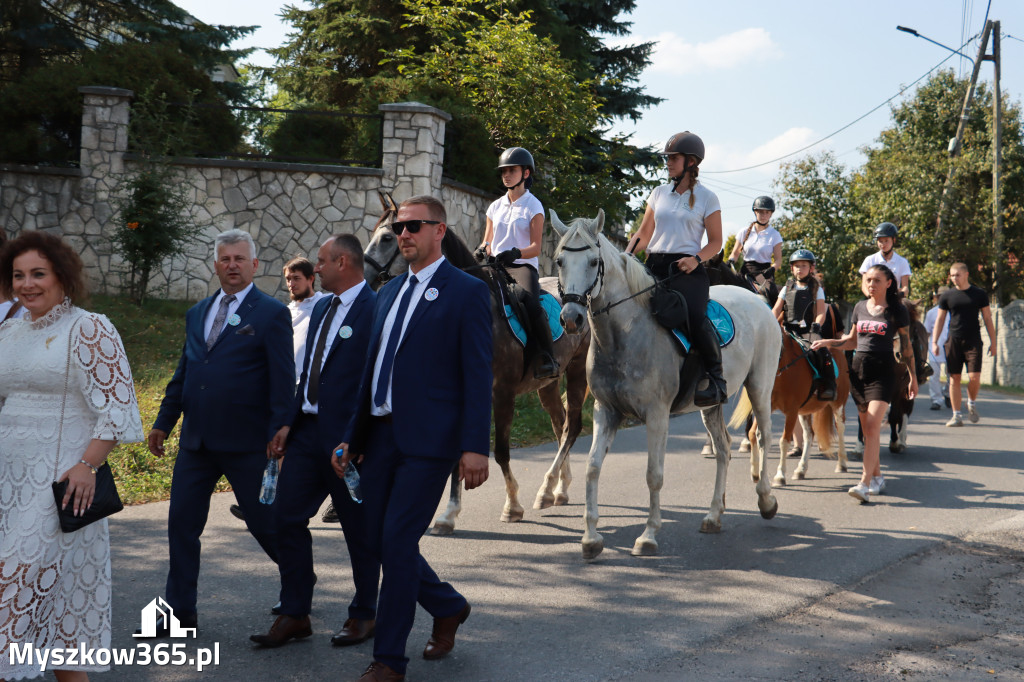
[390,219,441,236]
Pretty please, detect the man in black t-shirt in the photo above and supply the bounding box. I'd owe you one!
[930,262,997,427]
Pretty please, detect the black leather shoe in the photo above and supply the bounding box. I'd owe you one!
[817,386,836,401]
[134,612,198,639]
[330,617,375,646]
[229,504,245,521]
[321,504,338,524]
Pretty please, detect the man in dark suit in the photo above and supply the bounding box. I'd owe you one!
[336,195,493,682]
[250,234,381,648]
[141,229,294,635]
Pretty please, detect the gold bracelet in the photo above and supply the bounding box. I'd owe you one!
[79,459,98,475]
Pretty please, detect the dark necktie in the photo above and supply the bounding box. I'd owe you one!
[306,296,340,406]
[374,274,418,407]
[206,294,236,350]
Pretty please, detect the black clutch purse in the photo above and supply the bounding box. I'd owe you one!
[51,462,124,533]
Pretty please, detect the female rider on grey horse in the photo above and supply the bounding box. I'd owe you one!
[626,131,726,407]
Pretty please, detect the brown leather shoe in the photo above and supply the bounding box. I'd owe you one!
[357,661,405,681]
[249,614,313,648]
[422,602,470,660]
[331,617,375,646]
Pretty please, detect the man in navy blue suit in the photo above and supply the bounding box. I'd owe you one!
[250,234,381,648]
[140,229,294,636]
[336,195,493,682]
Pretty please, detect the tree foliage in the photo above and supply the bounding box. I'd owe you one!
[774,71,1024,304]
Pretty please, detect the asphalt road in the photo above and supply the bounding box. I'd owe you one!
[100,389,1024,681]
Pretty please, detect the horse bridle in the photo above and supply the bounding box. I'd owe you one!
[364,246,400,285]
[557,243,605,310]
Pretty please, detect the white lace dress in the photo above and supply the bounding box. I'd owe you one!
[0,301,143,680]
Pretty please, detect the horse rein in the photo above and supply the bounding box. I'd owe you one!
[557,242,684,317]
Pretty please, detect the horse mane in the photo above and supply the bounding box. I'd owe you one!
[557,216,656,307]
[902,298,921,324]
[441,228,486,281]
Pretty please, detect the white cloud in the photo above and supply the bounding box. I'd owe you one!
[706,127,820,173]
[643,28,781,75]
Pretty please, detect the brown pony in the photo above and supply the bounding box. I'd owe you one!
[730,305,850,485]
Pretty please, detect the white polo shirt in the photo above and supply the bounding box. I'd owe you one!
[859,250,912,283]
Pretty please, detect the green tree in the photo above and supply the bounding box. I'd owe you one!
[853,70,1024,300]
[773,151,864,302]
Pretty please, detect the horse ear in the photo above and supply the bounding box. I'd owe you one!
[377,190,388,211]
[585,209,605,238]
[549,209,568,236]
[386,191,398,213]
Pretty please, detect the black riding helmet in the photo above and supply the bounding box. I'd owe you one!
[497,147,535,190]
[752,196,775,212]
[662,131,705,162]
[873,222,898,239]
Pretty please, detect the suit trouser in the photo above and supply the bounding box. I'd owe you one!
[276,413,379,619]
[361,419,467,674]
[166,445,279,617]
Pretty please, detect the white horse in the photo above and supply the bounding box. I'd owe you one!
[550,209,782,560]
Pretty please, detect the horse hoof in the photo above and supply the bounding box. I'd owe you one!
[751,473,760,483]
[836,464,848,474]
[631,539,659,556]
[430,523,454,536]
[772,475,786,487]
[794,470,806,480]
[739,440,752,453]
[582,539,604,561]
[533,495,553,510]
[500,509,524,523]
[701,444,714,457]
[889,442,903,454]
[554,492,570,506]
[760,498,779,520]
[700,518,722,534]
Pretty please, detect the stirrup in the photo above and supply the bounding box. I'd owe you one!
[693,377,727,408]
[533,356,559,380]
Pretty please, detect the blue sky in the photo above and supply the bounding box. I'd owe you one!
[175,0,1024,236]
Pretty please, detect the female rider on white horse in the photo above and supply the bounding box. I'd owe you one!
[727,195,783,286]
[626,131,726,407]
[477,147,558,379]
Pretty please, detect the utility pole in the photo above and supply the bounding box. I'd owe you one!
[988,21,1004,307]
[931,21,992,259]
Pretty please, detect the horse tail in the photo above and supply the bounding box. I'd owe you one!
[812,405,837,459]
[728,388,752,430]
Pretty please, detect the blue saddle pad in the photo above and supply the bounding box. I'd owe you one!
[503,291,564,348]
[790,332,840,379]
[669,299,735,353]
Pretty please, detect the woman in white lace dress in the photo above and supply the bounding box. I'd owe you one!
[0,231,143,681]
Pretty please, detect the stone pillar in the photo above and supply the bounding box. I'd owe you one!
[378,102,450,200]
[77,86,133,293]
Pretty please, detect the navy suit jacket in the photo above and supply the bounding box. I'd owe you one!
[290,284,376,456]
[346,259,493,460]
[154,286,294,453]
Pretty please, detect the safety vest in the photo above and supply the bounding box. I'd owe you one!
[784,278,816,330]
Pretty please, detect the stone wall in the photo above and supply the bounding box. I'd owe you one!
[0,87,500,301]
[980,301,1024,388]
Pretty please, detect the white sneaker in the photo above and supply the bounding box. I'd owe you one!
[967,404,980,423]
[869,476,886,495]
[946,413,963,427]
[848,483,871,503]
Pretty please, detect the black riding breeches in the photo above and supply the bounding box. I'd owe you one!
[646,253,709,335]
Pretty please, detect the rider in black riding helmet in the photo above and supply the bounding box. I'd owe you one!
[478,147,558,379]
[727,195,783,287]
[772,249,836,401]
[626,131,727,407]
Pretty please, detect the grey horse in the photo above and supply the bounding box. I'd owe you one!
[551,209,782,560]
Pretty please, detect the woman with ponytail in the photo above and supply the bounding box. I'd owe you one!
[627,131,726,407]
[812,264,917,503]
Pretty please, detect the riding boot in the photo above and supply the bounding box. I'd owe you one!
[692,317,727,408]
[528,297,559,380]
[816,348,836,401]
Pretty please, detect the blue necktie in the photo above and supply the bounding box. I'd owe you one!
[374,274,418,407]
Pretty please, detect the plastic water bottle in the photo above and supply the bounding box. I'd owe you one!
[336,449,363,504]
[259,458,279,504]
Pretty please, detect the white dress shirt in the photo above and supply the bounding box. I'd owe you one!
[203,283,253,343]
[289,291,325,383]
[370,256,446,416]
[301,281,366,414]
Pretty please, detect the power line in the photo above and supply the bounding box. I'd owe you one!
[702,36,976,175]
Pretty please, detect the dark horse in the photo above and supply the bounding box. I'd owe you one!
[706,252,779,308]
[362,192,591,533]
